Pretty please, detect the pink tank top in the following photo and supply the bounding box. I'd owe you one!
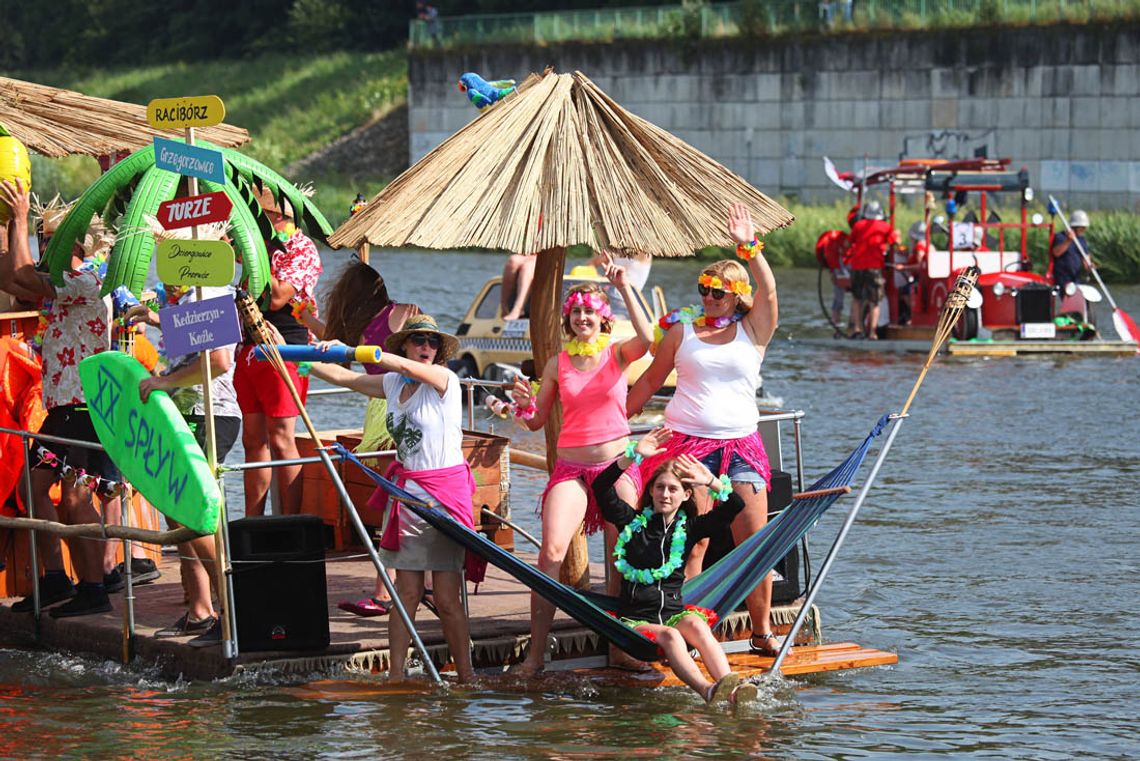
[360,304,397,376]
[557,345,630,448]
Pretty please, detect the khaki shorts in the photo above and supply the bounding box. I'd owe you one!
[852,268,885,303]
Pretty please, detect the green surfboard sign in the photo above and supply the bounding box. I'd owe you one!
[79,351,221,535]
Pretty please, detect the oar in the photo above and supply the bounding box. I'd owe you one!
[1047,195,1140,349]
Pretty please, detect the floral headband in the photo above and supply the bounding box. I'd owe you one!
[562,290,614,320]
[698,273,752,296]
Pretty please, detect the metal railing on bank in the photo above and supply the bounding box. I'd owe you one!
[409,0,1137,49]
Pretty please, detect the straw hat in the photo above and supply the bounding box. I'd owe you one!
[1069,210,1090,228]
[253,183,295,220]
[385,314,458,364]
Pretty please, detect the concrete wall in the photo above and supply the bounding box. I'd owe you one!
[408,23,1140,210]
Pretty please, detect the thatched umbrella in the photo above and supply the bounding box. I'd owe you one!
[330,70,794,587]
[0,76,248,158]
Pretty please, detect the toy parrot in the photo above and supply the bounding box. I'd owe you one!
[457,73,516,110]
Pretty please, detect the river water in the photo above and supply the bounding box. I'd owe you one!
[2,252,1138,759]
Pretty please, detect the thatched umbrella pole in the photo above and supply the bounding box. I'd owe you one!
[529,247,589,589]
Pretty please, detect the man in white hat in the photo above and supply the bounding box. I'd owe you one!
[1049,210,1090,293]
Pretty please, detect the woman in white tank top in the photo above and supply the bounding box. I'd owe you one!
[627,202,783,657]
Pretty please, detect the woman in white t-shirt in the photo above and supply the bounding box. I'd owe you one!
[310,315,478,683]
[627,202,782,657]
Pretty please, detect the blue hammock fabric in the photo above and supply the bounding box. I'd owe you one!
[330,415,889,661]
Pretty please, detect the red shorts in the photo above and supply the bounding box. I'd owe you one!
[234,344,310,417]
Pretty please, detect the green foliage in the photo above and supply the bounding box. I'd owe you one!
[18,50,407,217]
[1086,211,1140,283]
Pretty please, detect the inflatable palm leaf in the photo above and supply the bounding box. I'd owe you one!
[43,146,156,285]
[103,166,181,296]
[219,146,333,242]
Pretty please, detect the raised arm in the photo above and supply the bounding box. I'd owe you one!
[728,202,778,347]
[601,253,653,366]
[0,179,53,302]
[308,360,387,398]
[626,325,680,417]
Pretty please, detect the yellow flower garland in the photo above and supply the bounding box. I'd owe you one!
[564,333,611,357]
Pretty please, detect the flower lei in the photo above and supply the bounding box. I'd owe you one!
[613,509,687,585]
[562,290,614,321]
[35,445,125,498]
[708,474,733,502]
[736,238,764,260]
[698,273,752,297]
[564,333,611,357]
[653,305,743,345]
[290,299,317,323]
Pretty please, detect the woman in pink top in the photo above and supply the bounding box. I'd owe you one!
[509,255,654,675]
[627,202,783,657]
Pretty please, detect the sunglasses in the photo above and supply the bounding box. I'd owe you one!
[697,284,727,299]
[408,333,442,349]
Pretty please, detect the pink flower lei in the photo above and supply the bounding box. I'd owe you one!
[561,291,614,321]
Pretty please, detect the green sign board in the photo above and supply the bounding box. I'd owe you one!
[155,239,235,287]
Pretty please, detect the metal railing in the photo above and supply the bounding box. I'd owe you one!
[409,0,1134,48]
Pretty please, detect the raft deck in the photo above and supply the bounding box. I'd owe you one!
[0,549,895,683]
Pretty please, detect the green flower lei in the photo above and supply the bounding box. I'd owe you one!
[613,509,687,585]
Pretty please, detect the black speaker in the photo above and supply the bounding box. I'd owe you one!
[230,515,329,651]
[701,469,805,606]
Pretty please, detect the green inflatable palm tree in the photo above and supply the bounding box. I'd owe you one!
[41,139,333,300]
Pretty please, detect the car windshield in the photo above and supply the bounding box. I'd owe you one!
[562,281,633,321]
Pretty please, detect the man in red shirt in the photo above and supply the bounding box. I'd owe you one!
[815,229,850,336]
[844,202,899,339]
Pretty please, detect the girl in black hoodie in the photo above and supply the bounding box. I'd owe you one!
[593,427,757,704]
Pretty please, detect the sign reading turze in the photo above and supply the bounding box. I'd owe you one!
[157,191,232,230]
[146,95,226,130]
[153,137,226,184]
[155,239,235,287]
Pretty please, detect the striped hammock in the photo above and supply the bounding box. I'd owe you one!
[332,414,889,662]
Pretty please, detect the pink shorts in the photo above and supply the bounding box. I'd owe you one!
[234,344,310,417]
[539,456,643,535]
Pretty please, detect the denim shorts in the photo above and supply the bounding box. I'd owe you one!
[698,449,767,491]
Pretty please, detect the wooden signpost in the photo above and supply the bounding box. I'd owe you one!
[147,95,237,657]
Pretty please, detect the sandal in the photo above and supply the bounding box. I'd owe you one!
[338,597,391,617]
[749,632,781,657]
[705,672,741,704]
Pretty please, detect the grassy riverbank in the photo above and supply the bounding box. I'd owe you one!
[20,49,408,219]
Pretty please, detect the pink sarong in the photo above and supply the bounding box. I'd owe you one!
[539,456,644,536]
[370,461,487,584]
[637,431,771,494]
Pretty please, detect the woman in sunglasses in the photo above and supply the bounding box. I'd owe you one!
[310,315,480,683]
[508,254,655,675]
[626,202,782,657]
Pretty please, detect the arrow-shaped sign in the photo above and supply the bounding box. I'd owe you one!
[157,191,233,231]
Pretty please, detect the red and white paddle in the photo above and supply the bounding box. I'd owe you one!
[1048,195,1140,351]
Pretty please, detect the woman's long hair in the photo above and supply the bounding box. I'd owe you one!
[322,261,392,344]
[639,459,698,522]
[701,259,753,315]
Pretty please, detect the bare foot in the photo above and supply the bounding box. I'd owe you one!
[503,311,522,321]
[508,659,545,678]
[608,646,653,672]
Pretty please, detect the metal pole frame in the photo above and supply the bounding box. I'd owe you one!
[20,433,41,625]
[314,447,443,685]
[767,415,904,677]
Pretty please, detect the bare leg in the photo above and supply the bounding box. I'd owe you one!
[501,254,525,316]
[849,298,863,335]
[514,479,588,675]
[371,567,397,603]
[184,534,218,620]
[59,482,103,584]
[729,483,774,646]
[29,469,65,571]
[502,254,535,320]
[241,413,271,516]
[639,624,714,699]
[431,570,475,682]
[676,614,730,682]
[388,570,426,682]
[266,415,302,515]
[866,302,880,339]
